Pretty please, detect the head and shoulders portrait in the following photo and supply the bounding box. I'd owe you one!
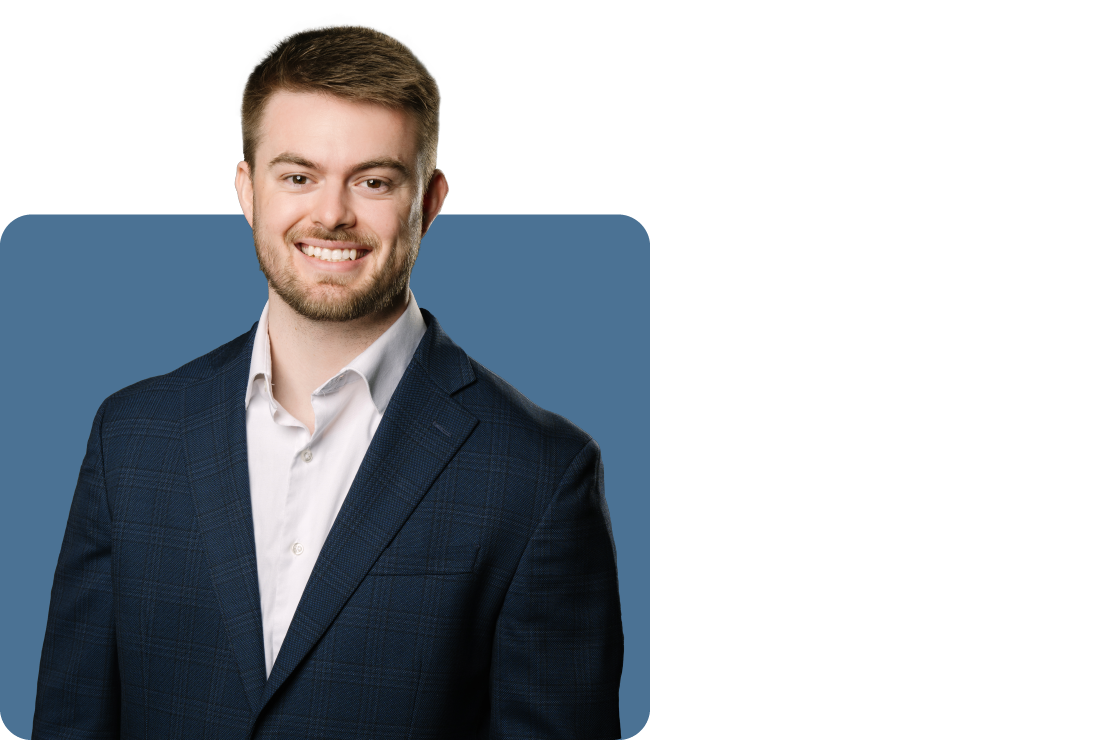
[2,22,649,740]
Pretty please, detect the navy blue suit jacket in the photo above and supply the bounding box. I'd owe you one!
[33,310,623,739]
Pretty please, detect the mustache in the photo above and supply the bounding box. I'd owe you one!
[286,227,380,249]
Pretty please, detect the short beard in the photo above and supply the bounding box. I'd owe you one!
[254,223,417,323]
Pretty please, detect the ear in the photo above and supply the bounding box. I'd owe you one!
[235,161,255,227]
[420,169,449,237]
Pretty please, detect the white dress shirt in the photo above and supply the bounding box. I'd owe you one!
[244,293,427,676]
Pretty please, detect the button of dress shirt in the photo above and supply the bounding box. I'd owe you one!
[301,449,313,462]
[291,542,305,556]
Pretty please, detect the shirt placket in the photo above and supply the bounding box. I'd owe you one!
[269,417,310,661]
[269,375,346,659]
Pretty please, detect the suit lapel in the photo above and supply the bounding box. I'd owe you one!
[179,326,269,713]
[261,312,478,706]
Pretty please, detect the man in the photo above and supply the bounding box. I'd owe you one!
[33,26,622,739]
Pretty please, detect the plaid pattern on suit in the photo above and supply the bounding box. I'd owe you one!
[33,310,623,739]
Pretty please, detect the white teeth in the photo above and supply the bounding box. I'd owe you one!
[301,245,363,262]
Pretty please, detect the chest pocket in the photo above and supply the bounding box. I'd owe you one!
[371,545,479,576]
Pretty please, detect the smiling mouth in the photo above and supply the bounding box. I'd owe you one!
[298,244,369,262]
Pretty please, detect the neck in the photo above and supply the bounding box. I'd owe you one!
[265,287,409,433]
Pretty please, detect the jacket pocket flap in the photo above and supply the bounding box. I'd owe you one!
[371,545,479,575]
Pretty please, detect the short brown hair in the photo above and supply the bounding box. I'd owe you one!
[242,26,440,186]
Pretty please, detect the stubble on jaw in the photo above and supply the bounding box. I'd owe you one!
[252,210,418,323]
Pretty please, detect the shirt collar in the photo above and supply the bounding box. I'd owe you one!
[246,301,276,410]
[337,292,426,413]
[245,292,427,413]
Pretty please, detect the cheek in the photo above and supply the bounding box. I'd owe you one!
[361,200,413,242]
[257,195,301,235]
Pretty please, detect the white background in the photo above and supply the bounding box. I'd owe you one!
[4,1,1112,738]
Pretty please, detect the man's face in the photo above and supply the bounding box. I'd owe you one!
[235,90,446,322]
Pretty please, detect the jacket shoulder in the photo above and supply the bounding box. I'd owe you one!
[98,325,255,421]
[458,358,595,461]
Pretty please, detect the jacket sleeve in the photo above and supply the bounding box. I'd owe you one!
[490,439,624,740]
[33,401,121,739]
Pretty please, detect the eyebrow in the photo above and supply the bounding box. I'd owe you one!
[268,152,410,180]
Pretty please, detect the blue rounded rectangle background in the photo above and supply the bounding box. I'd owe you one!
[0,214,648,738]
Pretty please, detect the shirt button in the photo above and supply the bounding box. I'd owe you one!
[291,542,304,556]
[301,449,313,462]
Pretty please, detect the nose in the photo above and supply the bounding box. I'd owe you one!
[310,180,355,232]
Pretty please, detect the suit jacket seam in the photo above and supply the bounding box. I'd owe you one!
[92,397,126,739]
[501,437,597,591]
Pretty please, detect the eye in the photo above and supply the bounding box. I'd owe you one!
[286,174,309,185]
[362,178,386,190]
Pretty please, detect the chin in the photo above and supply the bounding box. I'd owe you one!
[277,278,407,323]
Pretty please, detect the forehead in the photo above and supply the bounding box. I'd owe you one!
[257,91,419,165]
